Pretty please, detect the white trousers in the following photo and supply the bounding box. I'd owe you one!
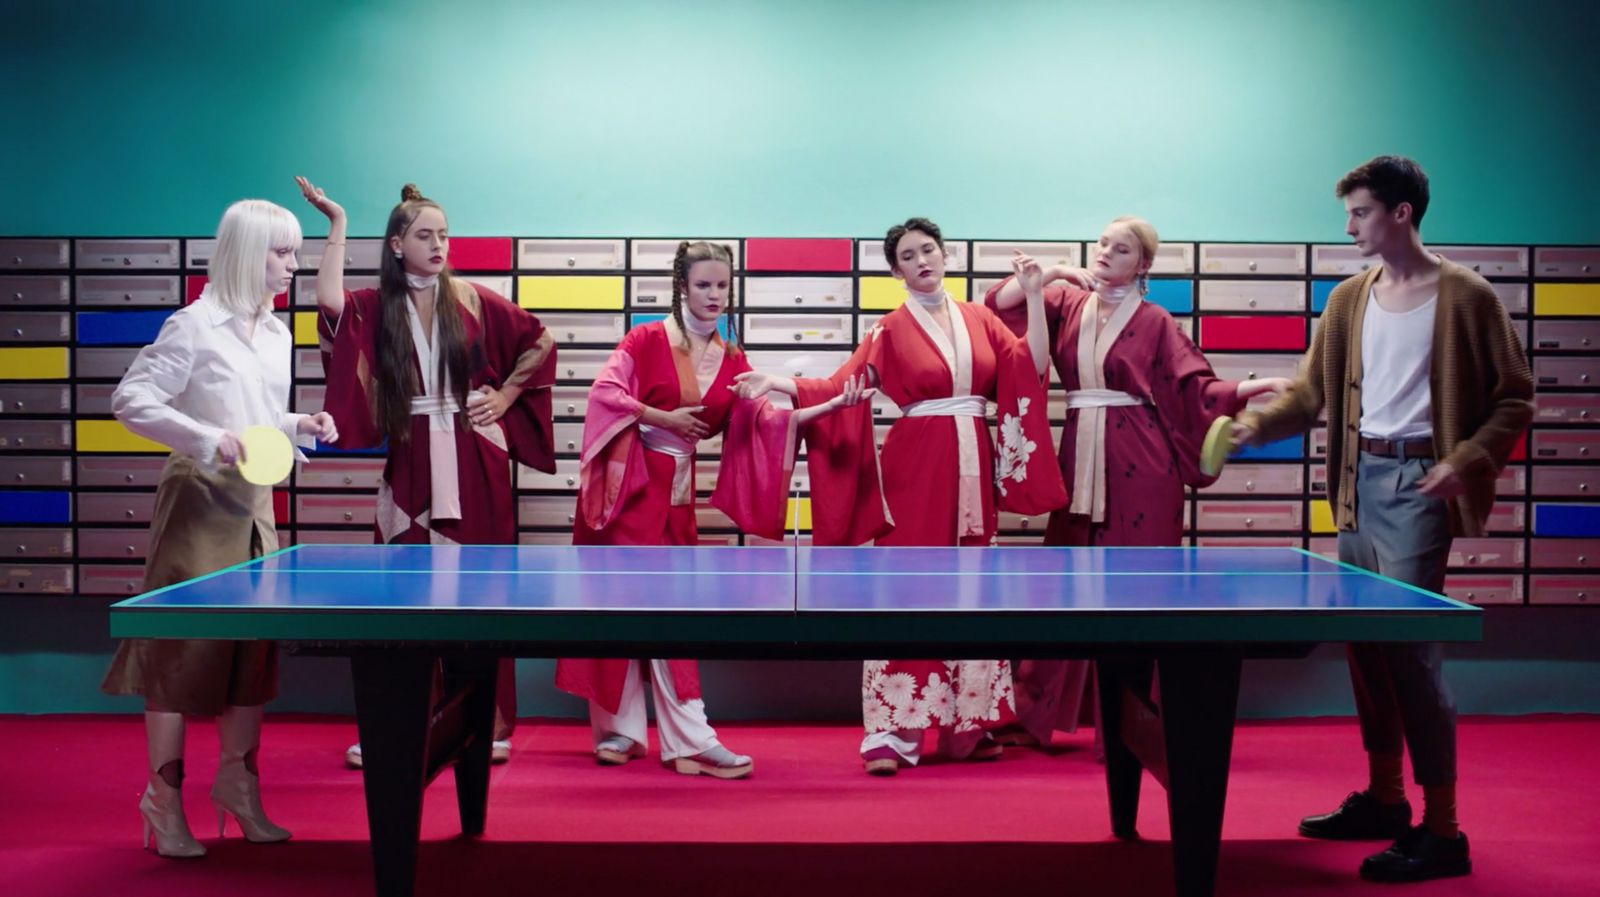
[860,726,988,764]
[588,659,720,762]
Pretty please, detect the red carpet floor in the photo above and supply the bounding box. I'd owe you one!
[3,714,1596,897]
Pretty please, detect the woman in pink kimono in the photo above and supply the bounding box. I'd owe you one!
[985,216,1290,748]
[560,241,871,779]
[733,218,1068,774]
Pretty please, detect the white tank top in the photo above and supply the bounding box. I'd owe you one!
[1359,287,1436,440]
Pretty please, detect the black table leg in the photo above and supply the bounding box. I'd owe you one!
[351,652,437,897]
[442,655,498,836]
[1156,652,1243,897]
[1097,659,1152,840]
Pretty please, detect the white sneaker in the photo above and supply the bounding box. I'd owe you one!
[344,743,363,770]
[491,740,511,764]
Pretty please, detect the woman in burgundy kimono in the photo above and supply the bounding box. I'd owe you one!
[561,241,870,778]
[985,216,1289,748]
[733,218,1068,774]
[297,177,557,768]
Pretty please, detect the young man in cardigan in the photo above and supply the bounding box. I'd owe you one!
[1233,155,1533,882]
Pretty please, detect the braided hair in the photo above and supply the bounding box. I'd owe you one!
[669,240,741,354]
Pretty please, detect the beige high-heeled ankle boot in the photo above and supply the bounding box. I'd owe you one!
[140,710,205,859]
[210,704,290,843]
[140,761,206,858]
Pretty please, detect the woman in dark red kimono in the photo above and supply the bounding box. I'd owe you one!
[297,178,557,768]
[560,241,869,778]
[985,216,1289,748]
[733,218,1067,774]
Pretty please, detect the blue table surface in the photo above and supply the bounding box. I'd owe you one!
[113,545,1474,615]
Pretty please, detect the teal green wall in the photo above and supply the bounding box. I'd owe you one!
[3,0,1596,242]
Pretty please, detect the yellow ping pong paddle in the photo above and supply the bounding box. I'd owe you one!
[237,425,294,486]
[1200,415,1234,478]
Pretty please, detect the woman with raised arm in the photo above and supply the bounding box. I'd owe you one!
[103,199,338,857]
[984,217,1289,749]
[559,240,872,778]
[732,217,1067,775]
[296,177,557,768]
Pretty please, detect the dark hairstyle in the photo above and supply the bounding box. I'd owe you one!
[373,183,471,442]
[1335,156,1431,228]
[883,217,944,271]
[670,241,741,354]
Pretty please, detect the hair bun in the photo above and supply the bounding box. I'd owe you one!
[400,183,424,202]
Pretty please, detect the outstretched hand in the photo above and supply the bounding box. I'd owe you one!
[828,373,877,410]
[1238,377,1293,402]
[730,370,780,400]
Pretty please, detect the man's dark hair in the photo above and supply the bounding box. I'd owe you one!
[1336,156,1430,228]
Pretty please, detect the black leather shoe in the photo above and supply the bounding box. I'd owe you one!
[1360,826,1471,882]
[1298,790,1412,840]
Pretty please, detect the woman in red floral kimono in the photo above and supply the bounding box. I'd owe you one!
[985,216,1289,749]
[297,177,557,768]
[561,241,869,779]
[733,218,1067,774]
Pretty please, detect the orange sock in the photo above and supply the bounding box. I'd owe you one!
[1367,752,1407,804]
[1422,784,1459,838]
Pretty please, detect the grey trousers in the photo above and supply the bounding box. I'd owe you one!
[1336,450,1458,786]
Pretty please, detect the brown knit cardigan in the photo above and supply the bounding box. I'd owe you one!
[1240,258,1534,537]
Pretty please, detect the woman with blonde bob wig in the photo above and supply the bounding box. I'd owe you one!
[103,199,339,858]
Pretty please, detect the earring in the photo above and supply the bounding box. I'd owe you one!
[393,251,403,258]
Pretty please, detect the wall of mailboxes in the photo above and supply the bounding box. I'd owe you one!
[2,236,1597,606]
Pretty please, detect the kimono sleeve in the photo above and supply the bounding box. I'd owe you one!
[315,289,385,449]
[710,354,800,541]
[575,329,650,533]
[475,284,558,473]
[981,310,1068,516]
[983,276,1081,344]
[792,335,892,546]
[1151,315,1244,489]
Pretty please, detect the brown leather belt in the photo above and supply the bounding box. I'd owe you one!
[1358,436,1435,459]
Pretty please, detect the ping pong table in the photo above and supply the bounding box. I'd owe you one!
[110,544,1480,897]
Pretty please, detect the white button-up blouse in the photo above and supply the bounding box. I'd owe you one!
[112,285,312,467]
